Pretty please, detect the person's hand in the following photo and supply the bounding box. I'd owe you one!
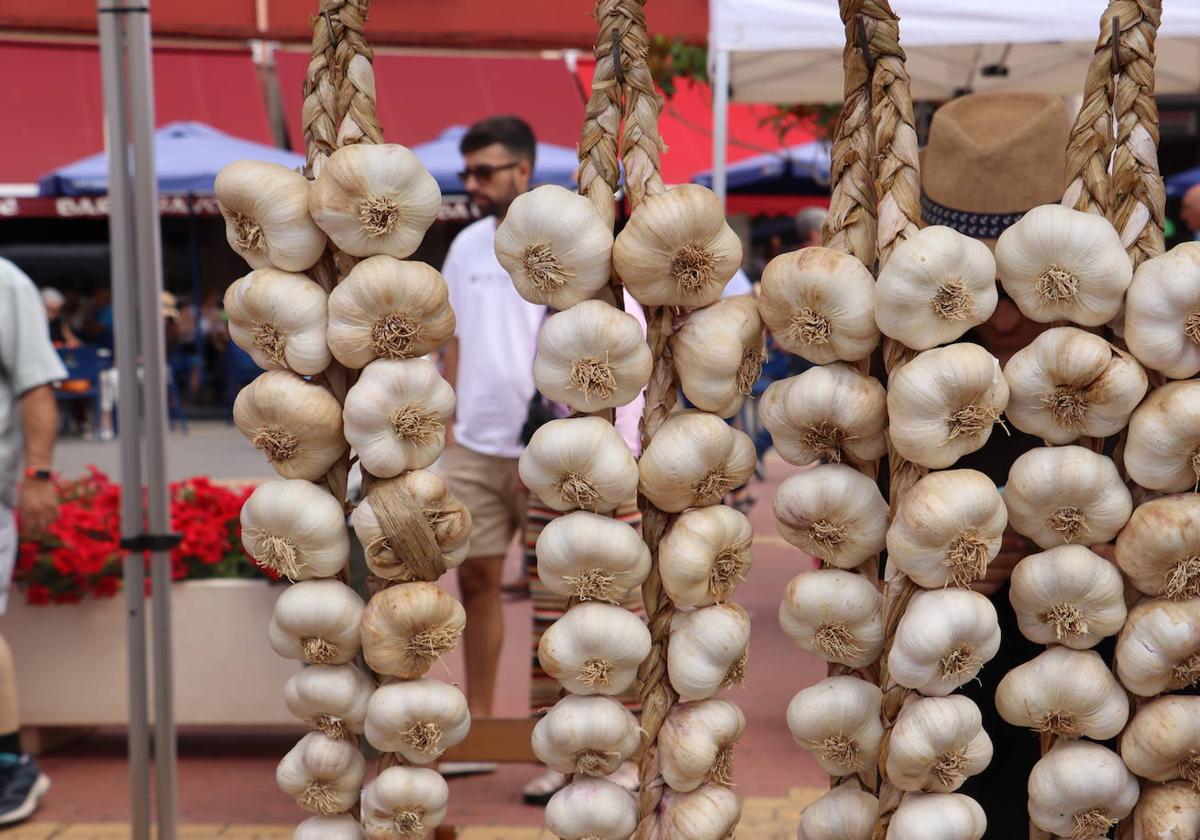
[973,527,1033,597]
[17,478,58,537]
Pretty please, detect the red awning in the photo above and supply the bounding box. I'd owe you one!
[0,41,272,186]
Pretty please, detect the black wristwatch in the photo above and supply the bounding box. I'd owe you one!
[23,468,52,482]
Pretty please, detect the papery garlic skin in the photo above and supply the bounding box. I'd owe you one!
[224,269,331,375]
[668,603,752,701]
[309,144,441,259]
[886,792,986,840]
[797,786,878,840]
[886,695,993,793]
[659,698,746,791]
[518,417,638,513]
[995,203,1132,326]
[888,588,1001,697]
[343,358,454,477]
[1126,380,1200,492]
[1027,740,1139,839]
[1004,445,1132,549]
[536,511,651,604]
[268,579,364,665]
[1121,695,1200,787]
[612,183,743,308]
[544,776,638,840]
[494,184,615,309]
[360,582,465,679]
[293,814,364,839]
[1009,545,1127,648]
[757,246,880,363]
[1133,781,1200,840]
[215,160,327,272]
[671,295,765,417]
[651,784,741,840]
[887,343,1010,470]
[874,225,998,351]
[531,694,641,776]
[533,300,652,412]
[1124,242,1200,379]
[276,731,366,816]
[1116,598,1200,696]
[773,463,888,569]
[995,646,1129,739]
[759,364,888,467]
[240,479,349,580]
[363,677,470,764]
[233,371,346,481]
[659,505,753,608]
[786,675,883,777]
[283,664,374,739]
[779,569,884,669]
[1117,494,1200,600]
[637,410,756,512]
[538,602,651,696]
[326,256,456,368]
[361,766,449,840]
[885,469,1006,588]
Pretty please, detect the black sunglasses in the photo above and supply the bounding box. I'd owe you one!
[457,161,521,183]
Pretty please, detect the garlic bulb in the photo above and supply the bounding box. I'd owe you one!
[1027,740,1139,839]
[268,579,364,665]
[995,203,1133,326]
[1134,781,1200,840]
[1009,545,1128,648]
[779,569,884,669]
[309,144,441,259]
[887,792,986,840]
[652,784,741,840]
[1121,695,1200,787]
[494,184,615,309]
[1116,598,1200,697]
[233,371,346,481]
[887,343,1010,470]
[224,269,331,375]
[353,470,472,583]
[536,511,650,604]
[1117,495,1200,600]
[361,766,449,840]
[874,225,999,351]
[886,695,992,794]
[888,588,1001,696]
[1126,381,1200,492]
[1004,446,1132,549]
[538,602,651,696]
[283,664,374,739]
[531,694,641,776]
[773,463,888,569]
[363,677,470,764]
[885,469,1006,588]
[637,410,756,512]
[545,777,638,840]
[759,364,888,467]
[785,675,883,777]
[326,256,455,368]
[670,295,765,417]
[360,582,465,679]
[1125,242,1200,379]
[343,358,454,477]
[659,699,746,791]
[1003,326,1147,443]
[533,300,652,412]
[659,505,753,608]
[756,246,879,363]
[797,786,878,840]
[240,479,349,580]
[294,814,364,840]
[668,603,752,701]
[518,417,638,513]
[276,731,365,816]
[612,183,743,308]
[995,646,1128,739]
[214,160,327,272]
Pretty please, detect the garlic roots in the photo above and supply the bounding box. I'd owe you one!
[886,695,993,793]
[276,731,365,816]
[531,694,641,777]
[538,602,652,696]
[995,646,1129,739]
[283,664,374,740]
[215,160,328,272]
[887,588,1001,697]
[233,371,346,481]
[779,569,884,669]
[658,699,746,791]
[1117,493,1200,600]
[518,417,639,513]
[268,579,364,666]
[240,479,350,580]
[224,268,331,375]
[360,582,465,679]
[1008,545,1127,648]
[773,463,889,569]
[671,295,766,418]
[1116,597,1200,696]
[786,675,882,777]
[363,677,471,764]
[536,510,651,604]
[1027,740,1138,839]
[637,410,756,513]
[668,603,752,701]
[659,505,754,608]
[361,766,449,839]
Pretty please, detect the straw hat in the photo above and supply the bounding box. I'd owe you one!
[921,92,1070,241]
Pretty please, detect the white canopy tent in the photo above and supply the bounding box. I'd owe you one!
[708,0,1200,201]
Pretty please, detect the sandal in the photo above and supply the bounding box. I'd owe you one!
[523,769,567,805]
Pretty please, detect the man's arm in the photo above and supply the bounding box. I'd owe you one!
[17,385,57,535]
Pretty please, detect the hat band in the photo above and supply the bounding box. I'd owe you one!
[920,192,1027,239]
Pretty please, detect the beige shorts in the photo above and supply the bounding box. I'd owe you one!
[437,445,526,559]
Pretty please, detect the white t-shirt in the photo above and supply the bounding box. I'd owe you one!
[443,217,545,459]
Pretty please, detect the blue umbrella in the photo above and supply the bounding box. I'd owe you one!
[1166,167,1200,200]
[692,140,832,193]
[37,122,305,196]
[412,125,578,194]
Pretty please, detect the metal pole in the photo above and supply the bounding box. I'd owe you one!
[97,2,151,838]
[712,47,731,207]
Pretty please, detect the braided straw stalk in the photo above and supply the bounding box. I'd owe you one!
[1061,3,1119,217]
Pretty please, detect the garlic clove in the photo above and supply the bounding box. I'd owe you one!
[886,695,993,793]
[283,663,375,739]
[518,417,639,513]
[874,225,998,351]
[544,776,638,840]
[224,268,332,375]
[363,677,471,764]
[1027,740,1139,839]
[887,588,1001,696]
[309,144,441,260]
[650,784,741,840]
[1133,781,1200,840]
[659,505,753,608]
[757,246,880,363]
[1125,242,1200,379]
[668,603,752,702]
[360,582,465,680]
[671,295,765,418]
[276,731,366,816]
[658,698,747,791]
[1116,598,1200,697]
[294,813,364,839]
[995,647,1128,740]
[1120,695,1200,787]
[773,463,888,570]
[637,410,756,512]
[233,371,347,481]
[1126,380,1200,492]
[779,569,884,669]
[886,791,986,840]
[268,579,364,665]
[786,675,883,777]
[326,256,456,368]
[797,785,878,840]
[538,601,651,696]
[240,479,350,581]
[361,765,449,839]
[533,300,653,412]
[531,694,641,776]
[215,160,328,272]
[1117,494,1200,601]
[494,184,615,309]
[1009,545,1127,649]
[536,510,651,604]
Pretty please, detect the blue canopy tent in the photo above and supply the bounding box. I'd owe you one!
[413,125,578,193]
[1166,167,1200,200]
[692,140,831,194]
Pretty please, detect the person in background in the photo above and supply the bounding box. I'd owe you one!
[79,287,114,351]
[0,258,64,824]
[1180,182,1200,241]
[40,288,80,349]
[794,205,827,248]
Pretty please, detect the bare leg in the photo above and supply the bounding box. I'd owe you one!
[0,634,19,735]
[458,555,505,717]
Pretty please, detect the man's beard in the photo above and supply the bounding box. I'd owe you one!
[470,194,499,217]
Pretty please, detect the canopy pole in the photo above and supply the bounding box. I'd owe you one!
[712,47,730,205]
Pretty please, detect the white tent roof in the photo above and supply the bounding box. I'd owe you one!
[711,0,1200,103]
